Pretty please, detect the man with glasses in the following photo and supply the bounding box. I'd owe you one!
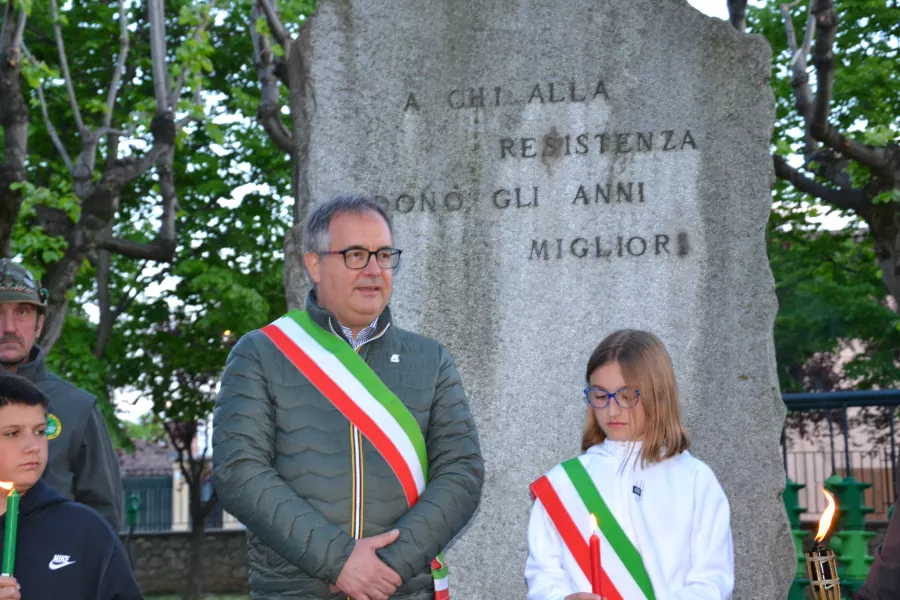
[213,195,484,600]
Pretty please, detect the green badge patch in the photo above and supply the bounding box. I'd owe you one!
[46,413,61,440]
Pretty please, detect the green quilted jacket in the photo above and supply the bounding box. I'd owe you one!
[212,293,484,599]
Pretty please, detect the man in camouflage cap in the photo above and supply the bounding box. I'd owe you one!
[0,258,123,531]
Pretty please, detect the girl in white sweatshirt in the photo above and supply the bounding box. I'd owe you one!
[525,329,734,600]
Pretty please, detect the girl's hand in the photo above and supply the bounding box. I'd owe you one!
[0,576,21,600]
[565,594,605,600]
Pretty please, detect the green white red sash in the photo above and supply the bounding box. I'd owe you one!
[262,310,449,599]
[530,458,656,600]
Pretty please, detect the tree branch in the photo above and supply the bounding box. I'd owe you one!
[812,124,887,172]
[155,149,178,247]
[49,0,85,133]
[251,2,292,154]
[110,142,170,187]
[727,0,748,33]
[96,236,176,262]
[257,0,291,47]
[774,154,866,212]
[165,421,198,491]
[1,2,26,50]
[147,0,170,111]
[11,4,25,48]
[24,45,75,174]
[103,0,130,129]
[175,114,199,129]
[95,226,113,358]
[200,490,217,520]
[808,0,889,173]
[104,131,120,171]
[96,126,129,138]
[0,3,10,47]
[810,0,836,137]
[782,1,817,158]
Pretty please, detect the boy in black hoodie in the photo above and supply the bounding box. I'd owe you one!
[0,373,143,600]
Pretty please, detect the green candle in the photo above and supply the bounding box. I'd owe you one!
[1,484,17,577]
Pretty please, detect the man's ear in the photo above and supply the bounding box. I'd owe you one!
[35,313,44,338]
[303,252,322,286]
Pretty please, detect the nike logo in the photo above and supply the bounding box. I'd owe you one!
[48,554,76,570]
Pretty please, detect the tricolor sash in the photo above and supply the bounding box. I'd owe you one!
[530,458,656,600]
[262,310,450,599]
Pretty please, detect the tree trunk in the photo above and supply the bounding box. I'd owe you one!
[186,468,205,600]
[283,35,314,309]
[726,0,748,33]
[865,202,900,302]
[0,16,28,258]
[38,136,171,353]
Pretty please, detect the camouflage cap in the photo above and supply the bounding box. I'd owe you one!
[0,259,48,307]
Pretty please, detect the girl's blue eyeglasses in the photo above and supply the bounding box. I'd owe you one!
[583,386,641,409]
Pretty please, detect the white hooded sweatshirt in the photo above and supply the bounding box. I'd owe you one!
[525,440,734,600]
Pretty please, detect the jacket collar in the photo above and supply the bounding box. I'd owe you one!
[1,345,46,382]
[304,290,393,346]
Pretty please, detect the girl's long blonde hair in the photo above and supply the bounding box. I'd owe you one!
[581,329,689,467]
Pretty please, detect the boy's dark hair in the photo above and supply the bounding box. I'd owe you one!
[0,373,49,408]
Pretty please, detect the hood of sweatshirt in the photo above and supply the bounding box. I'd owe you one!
[15,479,68,519]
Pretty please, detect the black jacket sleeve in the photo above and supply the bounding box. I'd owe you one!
[97,535,144,599]
[73,405,124,532]
[857,499,900,600]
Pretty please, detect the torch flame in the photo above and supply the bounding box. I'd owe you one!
[0,481,13,492]
[815,488,837,543]
[589,513,598,533]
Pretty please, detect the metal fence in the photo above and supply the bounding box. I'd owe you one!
[783,389,900,522]
[786,448,896,520]
[120,475,227,533]
[122,476,174,533]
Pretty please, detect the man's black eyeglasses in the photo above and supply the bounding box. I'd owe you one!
[323,247,402,270]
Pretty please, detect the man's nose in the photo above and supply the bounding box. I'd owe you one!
[361,254,383,276]
[0,311,16,332]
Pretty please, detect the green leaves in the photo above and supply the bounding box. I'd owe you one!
[14,0,33,15]
[9,180,82,276]
[873,189,900,205]
[20,55,58,91]
[4,0,303,446]
[749,1,900,392]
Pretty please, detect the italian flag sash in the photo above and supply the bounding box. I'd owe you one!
[261,310,450,599]
[530,458,656,600]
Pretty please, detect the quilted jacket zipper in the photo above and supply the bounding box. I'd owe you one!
[330,318,391,600]
[327,318,391,540]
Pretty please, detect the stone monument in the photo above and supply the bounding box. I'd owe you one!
[287,0,795,597]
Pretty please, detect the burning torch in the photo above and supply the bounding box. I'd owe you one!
[805,488,840,600]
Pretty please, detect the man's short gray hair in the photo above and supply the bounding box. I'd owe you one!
[303,195,394,255]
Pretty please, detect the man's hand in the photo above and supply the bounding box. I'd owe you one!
[0,576,20,600]
[334,529,403,600]
[565,594,605,600]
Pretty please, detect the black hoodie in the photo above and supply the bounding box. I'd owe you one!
[0,480,143,600]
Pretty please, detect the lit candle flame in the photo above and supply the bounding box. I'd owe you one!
[590,513,598,533]
[0,482,13,493]
[815,488,837,543]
